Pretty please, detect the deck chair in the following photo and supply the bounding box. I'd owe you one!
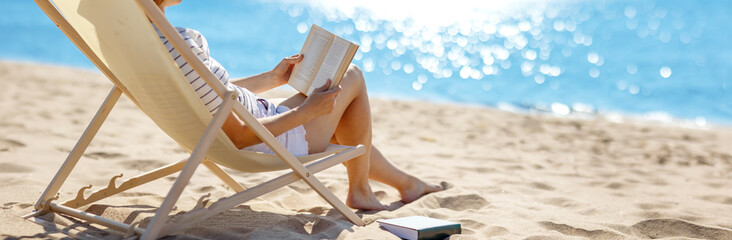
[23,0,367,239]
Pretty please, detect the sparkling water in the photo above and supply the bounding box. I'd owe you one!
[2,0,730,125]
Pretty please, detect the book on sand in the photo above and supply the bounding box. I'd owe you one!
[287,24,359,96]
[377,216,461,240]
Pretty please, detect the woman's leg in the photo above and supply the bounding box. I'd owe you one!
[366,146,442,203]
[279,65,440,209]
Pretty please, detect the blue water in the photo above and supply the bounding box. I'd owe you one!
[2,0,731,125]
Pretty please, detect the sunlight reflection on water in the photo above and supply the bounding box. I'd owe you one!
[275,0,731,125]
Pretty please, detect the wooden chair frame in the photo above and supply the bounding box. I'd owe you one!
[23,0,367,239]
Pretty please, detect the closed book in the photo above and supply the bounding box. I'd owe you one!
[377,216,461,240]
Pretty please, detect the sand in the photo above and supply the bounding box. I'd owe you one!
[1,60,731,239]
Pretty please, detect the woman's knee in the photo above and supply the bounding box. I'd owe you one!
[343,64,366,90]
[347,64,364,79]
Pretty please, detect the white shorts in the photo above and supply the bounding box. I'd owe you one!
[241,106,309,156]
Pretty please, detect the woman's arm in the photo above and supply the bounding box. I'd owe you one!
[230,71,279,94]
[222,80,341,149]
[231,54,303,94]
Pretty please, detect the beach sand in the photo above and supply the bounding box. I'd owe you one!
[1,61,731,239]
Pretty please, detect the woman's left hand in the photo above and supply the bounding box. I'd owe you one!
[271,53,304,85]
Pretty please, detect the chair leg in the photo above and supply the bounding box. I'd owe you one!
[141,91,237,240]
[34,87,122,210]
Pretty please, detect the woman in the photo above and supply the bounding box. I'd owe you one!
[154,0,441,210]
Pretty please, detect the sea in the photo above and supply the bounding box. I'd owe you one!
[2,0,731,126]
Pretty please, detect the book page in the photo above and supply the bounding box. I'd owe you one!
[288,27,333,93]
[306,36,350,95]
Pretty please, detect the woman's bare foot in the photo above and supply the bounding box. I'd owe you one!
[399,176,443,203]
[346,185,387,210]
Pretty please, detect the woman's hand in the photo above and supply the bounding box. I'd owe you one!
[270,53,304,85]
[300,80,342,118]
[231,53,302,93]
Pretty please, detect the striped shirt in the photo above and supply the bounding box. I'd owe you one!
[157,27,274,118]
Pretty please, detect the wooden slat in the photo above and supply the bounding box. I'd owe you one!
[49,203,144,234]
[61,159,188,208]
[34,87,122,210]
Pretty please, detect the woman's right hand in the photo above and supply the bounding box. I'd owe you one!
[300,80,342,118]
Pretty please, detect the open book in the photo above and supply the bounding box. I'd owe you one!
[288,24,359,96]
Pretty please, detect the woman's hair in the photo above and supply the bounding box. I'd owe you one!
[154,0,165,6]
